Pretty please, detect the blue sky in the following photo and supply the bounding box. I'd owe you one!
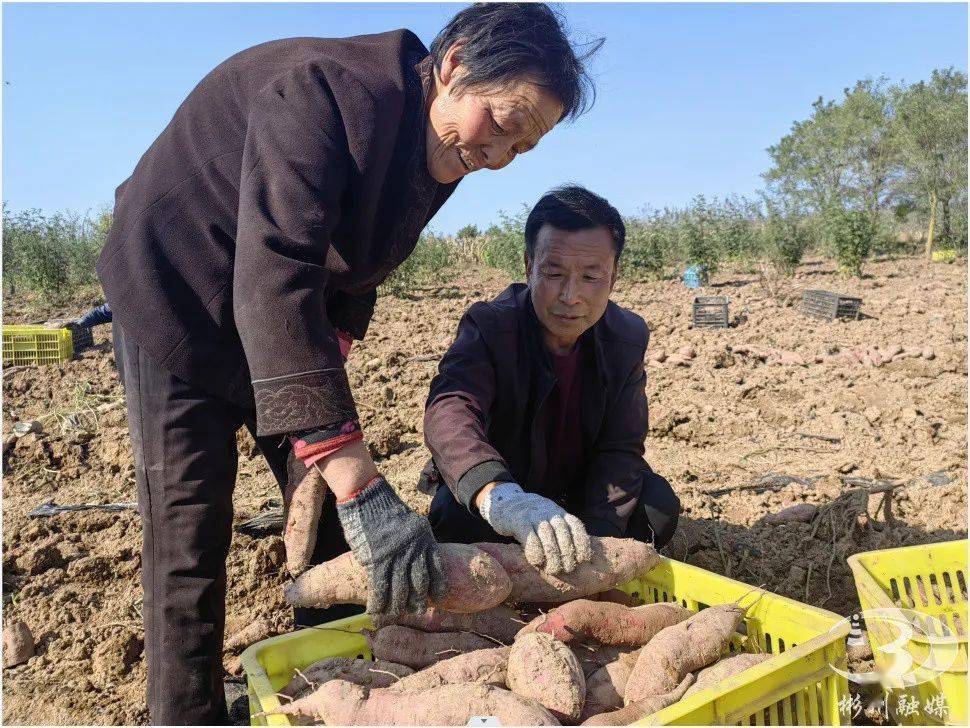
[2,2,967,234]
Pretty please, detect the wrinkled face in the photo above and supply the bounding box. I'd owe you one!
[426,44,564,184]
[526,224,618,354]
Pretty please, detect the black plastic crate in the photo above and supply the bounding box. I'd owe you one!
[800,289,862,321]
[44,319,95,353]
[692,295,729,328]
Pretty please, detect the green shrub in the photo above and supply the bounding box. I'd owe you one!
[620,217,668,280]
[761,210,810,276]
[680,195,720,273]
[480,209,527,279]
[380,231,455,296]
[2,205,111,297]
[823,206,875,276]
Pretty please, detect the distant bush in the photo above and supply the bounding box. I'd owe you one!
[480,209,527,279]
[761,208,810,276]
[822,206,875,277]
[2,205,110,297]
[379,231,455,296]
[620,216,670,280]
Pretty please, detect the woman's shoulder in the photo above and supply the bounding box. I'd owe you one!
[227,30,426,108]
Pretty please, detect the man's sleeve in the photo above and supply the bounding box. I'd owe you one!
[424,308,513,511]
[580,355,650,537]
[233,64,357,437]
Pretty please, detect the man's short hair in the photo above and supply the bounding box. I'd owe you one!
[524,185,626,261]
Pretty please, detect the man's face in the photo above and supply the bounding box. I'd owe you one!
[526,224,618,354]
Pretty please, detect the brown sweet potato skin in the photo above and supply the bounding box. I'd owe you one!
[579,649,642,720]
[581,674,694,725]
[265,679,560,725]
[279,657,414,698]
[624,604,745,703]
[519,600,693,646]
[225,618,275,653]
[364,625,496,670]
[284,474,327,576]
[372,605,522,644]
[284,543,512,614]
[683,652,770,697]
[386,646,510,692]
[474,537,660,604]
[507,632,586,723]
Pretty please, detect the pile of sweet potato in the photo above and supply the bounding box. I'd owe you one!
[266,537,771,726]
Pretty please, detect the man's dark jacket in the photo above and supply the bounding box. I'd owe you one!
[424,284,652,537]
[97,30,457,436]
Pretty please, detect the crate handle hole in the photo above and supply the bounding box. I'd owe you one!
[956,570,967,600]
[929,573,944,605]
[914,575,930,607]
[942,572,956,603]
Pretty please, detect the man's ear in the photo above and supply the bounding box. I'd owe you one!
[524,252,533,279]
[439,42,466,88]
[609,258,619,290]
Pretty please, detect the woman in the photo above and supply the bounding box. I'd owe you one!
[97,3,600,724]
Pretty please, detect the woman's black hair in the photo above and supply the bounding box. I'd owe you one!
[429,3,603,121]
[525,185,626,260]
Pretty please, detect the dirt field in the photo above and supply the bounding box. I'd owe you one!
[2,257,967,725]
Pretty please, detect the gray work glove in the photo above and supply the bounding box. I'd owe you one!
[336,476,448,617]
[479,482,593,575]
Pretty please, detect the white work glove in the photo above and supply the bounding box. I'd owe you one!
[479,482,593,574]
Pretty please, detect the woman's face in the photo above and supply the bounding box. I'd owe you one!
[426,44,564,184]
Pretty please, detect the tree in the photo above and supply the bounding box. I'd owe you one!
[456,223,480,240]
[764,79,898,219]
[892,68,968,257]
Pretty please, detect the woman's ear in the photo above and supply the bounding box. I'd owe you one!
[439,42,466,87]
[524,252,533,279]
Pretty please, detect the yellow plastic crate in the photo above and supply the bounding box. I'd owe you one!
[2,325,74,365]
[242,557,850,726]
[847,540,967,725]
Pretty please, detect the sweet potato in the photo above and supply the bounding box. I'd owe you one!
[475,537,660,604]
[285,543,512,614]
[225,618,275,653]
[581,674,694,726]
[284,472,327,576]
[764,503,818,526]
[363,625,496,670]
[372,605,523,644]
[507,632,586,722]
[386,646,510,692]
[280,657,414,698]
[579,649,642,720]
[683,652,770,698]
[2,621,35,668]
[264,679,559,725]
[519,600,693,646]
[624,603,745,703]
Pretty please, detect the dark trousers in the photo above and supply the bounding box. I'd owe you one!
[428,469,680,549]
[113,326,358,725]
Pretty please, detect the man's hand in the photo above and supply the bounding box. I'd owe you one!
[283,452,328,576]
[336,476,447,616]
[478,482,592,574]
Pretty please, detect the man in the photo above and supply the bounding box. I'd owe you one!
[423,185,679,569]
